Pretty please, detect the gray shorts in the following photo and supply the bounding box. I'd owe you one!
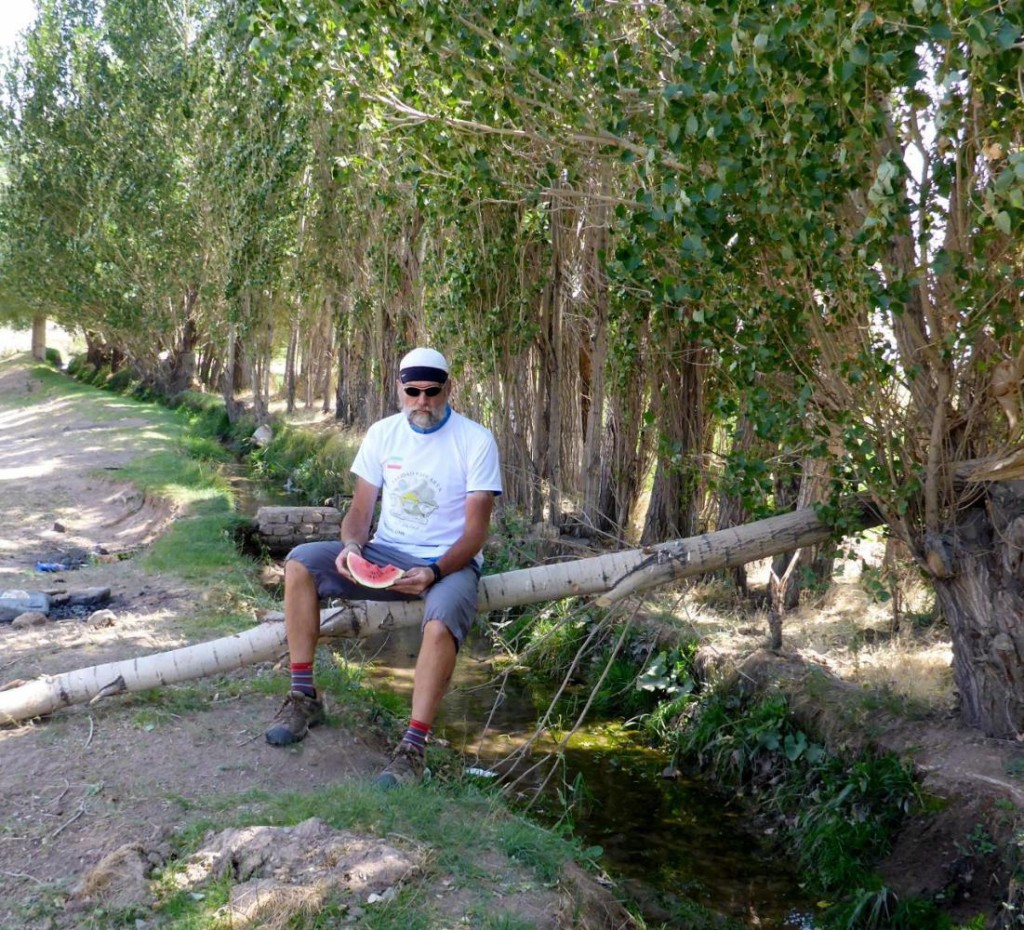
[286,540,481,649]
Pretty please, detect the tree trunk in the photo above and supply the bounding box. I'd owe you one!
[932,480,1024,739]
[717,415,760,595]
[580,190,611,534]
[221,323,243,422]
[31,314,46,361]
[546,193,567,528]
[319,305,334,415]
[285,321,298,414]
[166,295,198,395]
[0,502,882,725]
[641,340,705,545]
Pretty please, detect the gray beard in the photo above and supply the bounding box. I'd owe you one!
[405,408,443,429]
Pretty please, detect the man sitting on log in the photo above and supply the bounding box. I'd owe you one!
[264,347,503,788]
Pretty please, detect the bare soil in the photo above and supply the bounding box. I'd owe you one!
[0,358,631,930]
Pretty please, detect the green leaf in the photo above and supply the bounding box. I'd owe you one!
[996,19,1020,51]
[849,43,870,66]
[994,210,1012,235]
[854,10,876,30]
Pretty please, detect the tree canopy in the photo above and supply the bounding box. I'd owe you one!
[2,0,1023,734]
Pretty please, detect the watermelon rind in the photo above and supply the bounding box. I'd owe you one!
[347,551,405,589]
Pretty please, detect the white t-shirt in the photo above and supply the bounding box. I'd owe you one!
[351,408,502,562]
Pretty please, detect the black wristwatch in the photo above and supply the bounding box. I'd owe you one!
[430,562,443,584]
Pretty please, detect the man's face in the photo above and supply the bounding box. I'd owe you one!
[399,379,450,429]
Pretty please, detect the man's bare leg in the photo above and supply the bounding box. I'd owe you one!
[410,619,458,726]
[282,558,322,665]
[376,619,456,786]
[265,559,326,745]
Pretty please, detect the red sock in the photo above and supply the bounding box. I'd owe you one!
[290,662,315,697]
[401,719,430,753]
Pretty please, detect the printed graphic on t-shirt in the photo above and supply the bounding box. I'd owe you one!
[389,472,441,527]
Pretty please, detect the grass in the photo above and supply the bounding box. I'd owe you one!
[142,780,594,930]
[647,534,954,718]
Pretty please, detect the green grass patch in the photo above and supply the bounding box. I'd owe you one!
[145,780,590,930]
[117,451,233,514]
[248,421,361,505]
[673,690,954,928]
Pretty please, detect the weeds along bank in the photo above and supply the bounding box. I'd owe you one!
[56,357,1023,929]
[491,600,1002,930]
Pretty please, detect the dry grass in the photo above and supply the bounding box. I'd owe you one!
[652,534,956,716]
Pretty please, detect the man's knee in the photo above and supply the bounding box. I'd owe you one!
[285,558,314,587]
[422,618,457,650]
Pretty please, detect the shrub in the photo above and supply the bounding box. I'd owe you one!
[248,422,359,505]
[106,368,136,393]
[89,364,111,385]
[676,690,922,926]
[67,356,92,379]
[44,347,62,368]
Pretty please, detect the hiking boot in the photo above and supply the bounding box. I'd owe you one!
[265,691,325,746]
[375,741,429,788]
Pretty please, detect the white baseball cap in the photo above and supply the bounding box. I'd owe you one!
[399,347,450,383]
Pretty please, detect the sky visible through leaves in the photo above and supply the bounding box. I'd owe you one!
[0,0,37,55]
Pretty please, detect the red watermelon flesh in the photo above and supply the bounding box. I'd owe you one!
[347,551,405,588]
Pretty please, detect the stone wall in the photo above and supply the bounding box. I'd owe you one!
[254,506,342,556]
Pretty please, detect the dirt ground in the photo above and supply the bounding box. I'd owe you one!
[0,357,632,930]
[3,353,1024,929]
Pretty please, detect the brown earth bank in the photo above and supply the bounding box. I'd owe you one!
[2,354,1023,929]
[714,649,1024,927]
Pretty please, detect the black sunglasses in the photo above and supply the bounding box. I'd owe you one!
[404,385,443,397]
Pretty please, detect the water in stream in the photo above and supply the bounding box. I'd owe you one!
[354,623,817,929]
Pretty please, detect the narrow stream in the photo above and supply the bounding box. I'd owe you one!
[356,624,816,929]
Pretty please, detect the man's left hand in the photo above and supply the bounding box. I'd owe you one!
[391,566,435,596]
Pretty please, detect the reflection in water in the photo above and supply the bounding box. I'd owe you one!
[355,623,816,929]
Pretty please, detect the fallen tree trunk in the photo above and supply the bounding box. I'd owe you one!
[0,502,881,725]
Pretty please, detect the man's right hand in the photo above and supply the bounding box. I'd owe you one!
[336,542,361,581]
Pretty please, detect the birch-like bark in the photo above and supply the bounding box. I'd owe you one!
[0,503,881,725]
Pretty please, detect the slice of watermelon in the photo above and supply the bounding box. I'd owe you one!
[347,551,405,589]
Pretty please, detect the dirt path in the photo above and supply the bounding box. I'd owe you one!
[0,358,635,930]
[0,359,393,922]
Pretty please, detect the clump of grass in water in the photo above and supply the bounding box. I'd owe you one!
[670,690,978,929]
